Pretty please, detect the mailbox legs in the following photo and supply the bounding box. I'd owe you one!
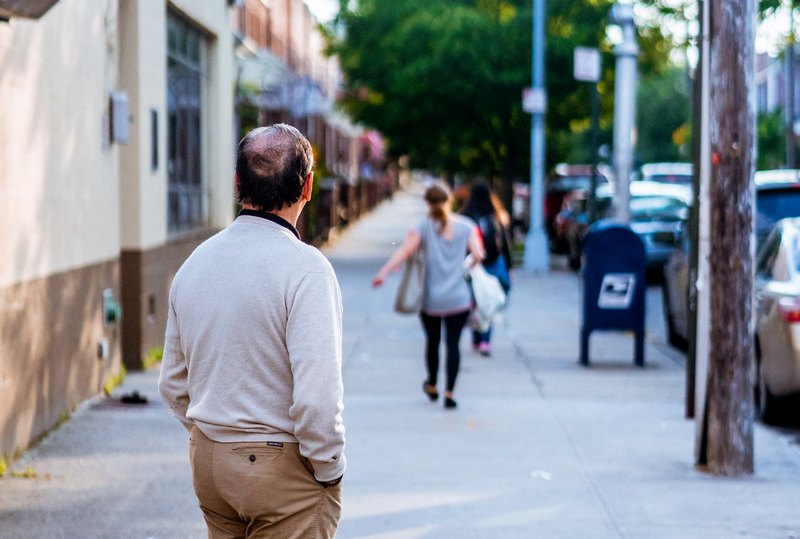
[634,328,645,367]
[579,327,646,367]
[580,327,590,366]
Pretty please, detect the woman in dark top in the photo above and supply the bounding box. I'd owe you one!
[461,181,513,356]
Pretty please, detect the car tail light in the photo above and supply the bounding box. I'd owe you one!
[777,297,800,323]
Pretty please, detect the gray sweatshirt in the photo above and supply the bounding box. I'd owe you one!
[158,215,346,482]
[415,215,474,315]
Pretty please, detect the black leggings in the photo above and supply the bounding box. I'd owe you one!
[419,310,470,392]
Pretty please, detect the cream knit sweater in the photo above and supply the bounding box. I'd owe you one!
[158,215,346,482]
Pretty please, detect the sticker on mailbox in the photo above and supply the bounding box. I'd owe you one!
[597,273,636,309]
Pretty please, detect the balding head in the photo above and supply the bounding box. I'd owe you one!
[236,124,314,211]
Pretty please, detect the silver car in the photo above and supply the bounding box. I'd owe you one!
[663,170,800,350]
[754,218,800,421]
[562,181,691,271]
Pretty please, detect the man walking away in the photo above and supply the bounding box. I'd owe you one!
[159,124,346,538]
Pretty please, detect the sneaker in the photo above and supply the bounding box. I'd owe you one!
[478,342,491,356]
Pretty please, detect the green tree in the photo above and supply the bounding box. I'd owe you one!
[757,109,787,170]
[329,0,532,181]
[326,0,675,181]
[636,66,691,163]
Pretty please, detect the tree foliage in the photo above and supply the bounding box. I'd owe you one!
[757,109,787,170]
[636,66,691,164]
[328,0,532,180]
[326,1,684,180]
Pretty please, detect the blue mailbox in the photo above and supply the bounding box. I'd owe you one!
[580,219,646,367]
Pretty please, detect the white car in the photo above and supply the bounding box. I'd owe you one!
[638,162,693,185]
[754,218,800,421]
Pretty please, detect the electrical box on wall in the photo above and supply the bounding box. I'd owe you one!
[103,288,122,327]
[109,91,129,144]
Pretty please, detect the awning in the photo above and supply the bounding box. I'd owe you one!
[236,46,294,95]
[0,0,59,20]
[235,45,332,118]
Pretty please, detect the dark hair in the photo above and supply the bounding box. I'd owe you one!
[461,181,496,220]
[236,124,314,211]
[425,182,451,232]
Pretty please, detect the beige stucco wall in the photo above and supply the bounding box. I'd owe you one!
[119,0,235,251]
[0,0,121,288]
[118,0,163,251]
[0,0,235,457]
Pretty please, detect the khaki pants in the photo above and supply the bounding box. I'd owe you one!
[190,426,342,539]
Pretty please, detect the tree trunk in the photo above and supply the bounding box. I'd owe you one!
[703,0,755,476]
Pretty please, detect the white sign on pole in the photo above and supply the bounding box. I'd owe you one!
[574,47,601,83]
[522,87,547,114]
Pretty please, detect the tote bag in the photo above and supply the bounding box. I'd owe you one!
[464,255,506,331]
[394,249,425,314]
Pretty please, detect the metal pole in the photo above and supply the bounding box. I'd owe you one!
[694,0,712,463]
[588,84,600,224]
[610,4,638,224]
[787,0,796,168]
[523,0,549,271]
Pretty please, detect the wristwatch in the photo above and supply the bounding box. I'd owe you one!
[316,475,343,488]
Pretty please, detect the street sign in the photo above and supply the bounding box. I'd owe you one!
[522,87,546,114]
[574,47,601,83]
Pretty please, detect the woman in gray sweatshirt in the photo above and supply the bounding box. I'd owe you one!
[373,181,484,408]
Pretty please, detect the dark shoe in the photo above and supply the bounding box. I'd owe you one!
[423,382,439,402]
[120,391,148,405]
[444,396,457,409]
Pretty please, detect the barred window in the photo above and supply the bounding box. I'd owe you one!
[167,14,206,233]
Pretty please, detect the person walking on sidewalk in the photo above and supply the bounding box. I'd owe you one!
[159,124,346,539]
[372,181,484,409]
[461,181,513,357]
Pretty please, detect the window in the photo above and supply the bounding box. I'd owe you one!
[756,230,781,280]
[167,14,206,233]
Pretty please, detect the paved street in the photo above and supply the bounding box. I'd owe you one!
[1,186,799,538]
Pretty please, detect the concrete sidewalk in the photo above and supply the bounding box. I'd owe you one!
[1,187,799,538]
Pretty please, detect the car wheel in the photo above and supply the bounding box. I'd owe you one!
[755,347,778,424]
[662,279,687,350]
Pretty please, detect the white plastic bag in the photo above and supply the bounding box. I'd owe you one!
[464,255,506,332]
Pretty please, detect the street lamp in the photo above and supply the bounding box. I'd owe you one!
[609,3,638,223]
[523,0,549,271]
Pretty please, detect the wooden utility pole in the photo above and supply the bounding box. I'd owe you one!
[698,0,756,475]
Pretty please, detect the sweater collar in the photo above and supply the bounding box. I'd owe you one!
[238,209,300,240]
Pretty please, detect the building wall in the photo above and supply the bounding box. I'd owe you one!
[0,261,120,459]
[0,0,122,287]
[119,0,234,369]
[0,0,124,458]
[0,0,235,458]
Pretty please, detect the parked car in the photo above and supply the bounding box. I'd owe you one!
[663,169,800,351]
[755,169,800,245]
[511,181,530,243]
[559,181,691,271]
[754,218,800,421]
[545,163,612,253]
[637,162,693,185]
